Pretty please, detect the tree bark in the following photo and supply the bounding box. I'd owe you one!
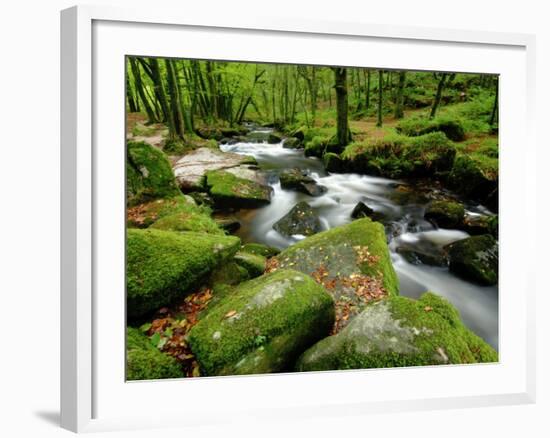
[165,59,185,139]
[489,77,499,125]
[430,73,448,119]
[128,58,156,123]
[394,71,406,119]
[333,67,349,147]
[377,70,383,127]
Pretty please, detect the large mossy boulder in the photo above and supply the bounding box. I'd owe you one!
[240,242,280,258]
[424,200,465,229]
[205,170,272,209]
[275,218,398,296]
[446,234,498,285]
[273,201,322,237]
[296,292,497,372]
[234,251,267,278]
[279,168,327,197]
[447,155,498,206]
[188,270,335,376]
[397,116,466,141]
[149,210,223,235]
[283,137,303,149]
[341,132,456,179]
[127,141,182,206]
[127,196,197,228]
[126,327,183,380]
[127,229,241,318]
[173,147,257,192]
[272,219,398,329]
[323,152,346,173]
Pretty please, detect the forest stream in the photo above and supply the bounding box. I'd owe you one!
[221,127,498,350]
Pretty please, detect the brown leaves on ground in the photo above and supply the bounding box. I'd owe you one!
[353,245,380,266]
[264,257,280,274]
[141,287,213,377]
[310,264,387,334]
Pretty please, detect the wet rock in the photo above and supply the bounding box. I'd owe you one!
[173,148,257,192]
[244,131,271,143]
[282,137,303,149]
[396,240,448,267]
[187,191,215,208]
[267,133,283,144]
[205,170,272,209]
[273,201,322,237]
[424,200,465,229]
[196,126,223,141]
[279,168,327,197]
[126,229,241,318]
[351,202,374,219]
[446,235,498,285]
[447,155,498,205]
[296,292,497,371]
[214,216,241,233]
[188,269,335,376]
[323,152,346,173]
[461,214,492,235]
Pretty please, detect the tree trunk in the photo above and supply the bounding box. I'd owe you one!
[129,58,156,123]
[126,72,138,113]
[489,77,499,125]
[430,73,448,119]
[394,71,406,119]
[365,69,371,111]
[333,67,349,147]
[149,58,175,137]
[165,59,185,139]
[377,70,383,127]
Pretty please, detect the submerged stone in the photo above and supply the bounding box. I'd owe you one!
[273,201,322,237]
[424,200,465,229]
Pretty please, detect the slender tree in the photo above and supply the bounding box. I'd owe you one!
[128,57,156,123]
[489,76,499,126]
[333,67,349,147]
[377,69,383,127]
[165,59,185,140]
[430,72,448,119]
[394,71,406,119]
[364,69,371,111]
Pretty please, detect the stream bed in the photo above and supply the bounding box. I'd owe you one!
[220,132,498,350]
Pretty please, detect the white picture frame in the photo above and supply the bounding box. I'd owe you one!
[60,4,537,433]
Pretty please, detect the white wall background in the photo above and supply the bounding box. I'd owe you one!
[0,1,546,437]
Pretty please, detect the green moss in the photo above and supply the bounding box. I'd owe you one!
[149,210,223,235]
[205,170,272,208]
[127,229,241,318]
[425,200,465,229]
[210,261,250,287]
[304,136,327,158]
[447,154,497,201]
[127,141,181,206]
[188,269,335,376]
[397,116,466,141]
[126,327,183,380]
[341,132,456,178]
[234,251,266,278]
[296,292,497,371]
[276,218,399,296]
[323,152,345,173]
[132,124,158,137]
[240,243,280,257]
[127,196,205,228]
[447,235,498,285]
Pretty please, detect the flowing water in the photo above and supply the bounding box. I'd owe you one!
[220,131,498,350]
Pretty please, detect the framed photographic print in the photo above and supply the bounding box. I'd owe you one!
[61,4,536,433]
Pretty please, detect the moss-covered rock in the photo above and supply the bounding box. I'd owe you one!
[273,201,322,237]
[127,141,181,206]
[267,133,283,144]
[173,147,257,192]
[304,136,327,158]
[446,235,498,285]
[323,152,345,173]
[461,214,493,236]
[276,218,398,296]
[296,292,497,371]
[127,196,196,228]
[188,269,335,376]
[149,210,224,235]
[241,243,280,257]
[424,200,465,229]
[127,229,241,318]
[447,155,498,205]
[397,116,466,141]
[205,170,272,209]
[209,261,250,288]
[234,251,267,278]
[283,137,303,149]
[341,132,456,179]
[126,327,183,380]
